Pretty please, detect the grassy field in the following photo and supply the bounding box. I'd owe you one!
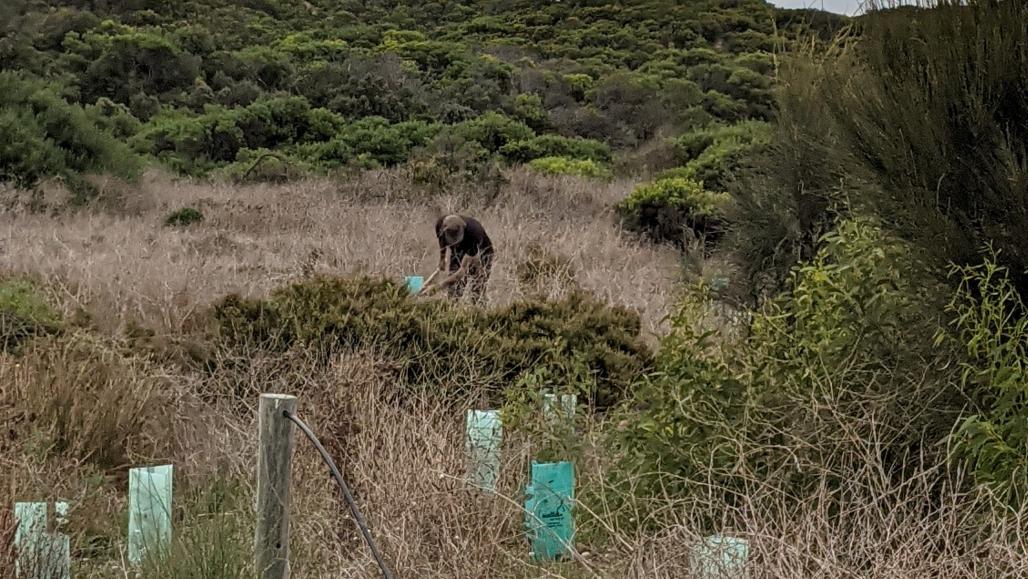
[3,169,1027,578]
[5,0,1028,576]
[2,169,681,578]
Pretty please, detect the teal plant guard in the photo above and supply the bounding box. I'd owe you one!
[128,464,174,565]
[15,501,70,579]
[691,534,749,578]
[524,461,575,561]
[465,410,502,493]
[405,276,424,295]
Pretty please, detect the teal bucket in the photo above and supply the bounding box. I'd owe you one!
[405,276,425,295]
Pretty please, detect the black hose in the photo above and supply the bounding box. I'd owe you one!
[283,410,397,579]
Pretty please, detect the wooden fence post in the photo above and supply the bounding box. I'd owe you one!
[255,393,297,579]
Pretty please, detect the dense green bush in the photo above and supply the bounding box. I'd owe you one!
[302,117,440,169]
[0,279,61,353]
[0,0,799,183]
[616,219,961,505]
[294,54,427,121]
[135,97,346,173]
[746,0,1028,298]
[617,177,731,246]
[660,120,771,191]
[528,156,611,179]
[499,134,612,164]
[945,255,1028,505]
[441,112,534,153]
[79,31,200,105]
[213,276,651,407]
[0,72,142,194]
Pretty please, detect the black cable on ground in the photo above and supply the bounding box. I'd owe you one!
[283,410,397,579]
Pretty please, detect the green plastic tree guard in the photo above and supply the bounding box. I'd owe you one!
[525,461,575,561]
[691,534,749,578]
[465,409,502,493]
[542,393,576,425]
[128,464,174,565]
[14,501,70,579]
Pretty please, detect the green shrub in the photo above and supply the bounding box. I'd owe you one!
[510,93,549,131]
[164,207,204,227]
[0,279,60,353]
[945,254,1028,505]
[768,0,1028,296]
[295,55,427,122]
[672,120,770,190]
[615,218,960,507]
[0,72,142,193]
[306,117,440,168]
[677,120,770,163]
[617,177,731,246]
[137,97,348,174]
[213,276,651,407]
[87,97,143,139]
[80,31,201,105]
[528,156,611,179]
[215,149,313,183]
[500,134,612,164]
[443,112,534,153]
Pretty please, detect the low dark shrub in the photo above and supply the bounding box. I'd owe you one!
[212,277,651,407]
[0,279,60,353]
[164,207,204,227]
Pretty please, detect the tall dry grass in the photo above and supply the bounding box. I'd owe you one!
[0,168,681,341]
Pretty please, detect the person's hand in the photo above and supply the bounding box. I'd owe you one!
[417,282,440,297]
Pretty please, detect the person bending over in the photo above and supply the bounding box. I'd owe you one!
[420,214,493,302]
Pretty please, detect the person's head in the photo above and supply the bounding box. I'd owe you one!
[441,214,466,246]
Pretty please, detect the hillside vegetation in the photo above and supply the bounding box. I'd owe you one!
[1,1,841,198]
[4,0,1028,578]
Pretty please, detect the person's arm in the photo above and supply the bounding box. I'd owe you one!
[421,246,449,291]
[424,254,480,294]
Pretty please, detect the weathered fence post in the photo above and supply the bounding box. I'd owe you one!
[255,393,297,579]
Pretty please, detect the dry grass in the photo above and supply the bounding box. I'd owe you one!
[0,168,681,341]
[2,169,1026,577]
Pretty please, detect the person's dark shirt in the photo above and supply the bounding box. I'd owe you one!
[435,215,493,268]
